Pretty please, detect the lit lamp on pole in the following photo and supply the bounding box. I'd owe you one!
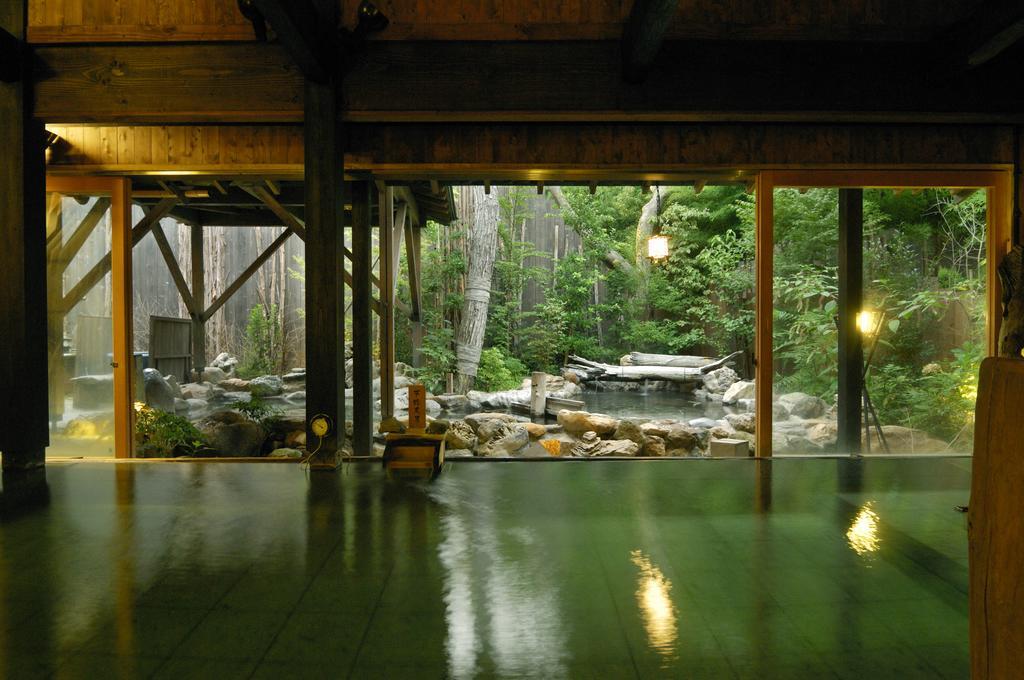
[647,233,670,261]
[856,309,881,337]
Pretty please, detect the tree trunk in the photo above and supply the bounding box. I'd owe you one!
[455,187,500,393]
[548,186,635,276]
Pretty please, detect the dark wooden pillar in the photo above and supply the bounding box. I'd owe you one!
[304,80,346,463]
[351,179,374,454]
[190,224,207,374]
[837,188,864,454]
[406,219,423,368]
[0,5,49,472]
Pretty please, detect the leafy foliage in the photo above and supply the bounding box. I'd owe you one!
[227,395,280,427]
[238,304,282,378]
[475,347,527,392]
[134,404,207,457]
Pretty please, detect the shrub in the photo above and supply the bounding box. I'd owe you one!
[227,395,281,427]
[134,403,208,457]
[475,347,527,392]
[238,304,282,378]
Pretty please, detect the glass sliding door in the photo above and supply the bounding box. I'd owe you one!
[756,171,1012,457]
[45,177,133,457]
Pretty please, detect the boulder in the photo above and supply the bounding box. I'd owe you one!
[642,435,666,457]
[613,419,645,447]
[722,380,756,405]
[426,399,442,417]
[445,421,478,450]
[199,410,265,457]
[201,366,228,384]
[868,426,947,454]
[703,366,739,395]
[477,419,510,443]
[432,393,469,411]
[777,392,827,419]
[284,391,306,405]
[221,391,251,403]
[395,375,415,390]
[570,432,640,457]
[806,422,838,446]
[640,419,677,438]
[725,412,756,434]
[464,412,517,432]
[282,371,306,384]
[180,382,214,400]
[737,398,756,412]
[174,398,190,414]
[773,402,790,421]
[665,425,699,452]
[688,417,718,429]
[446,448,474,458]
[479,423,530,456]
[557,410,619,437]
[165,374,184,399]
[525,422,547,439]
[426,419,450,435]
[220,377,250,392]
[186,398,208,413]
[284,430,307,449]
[249,375,284,397]
[211,352,239,373]
[143,368,176,412]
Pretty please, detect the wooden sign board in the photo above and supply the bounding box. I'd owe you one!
[407,384,427,431]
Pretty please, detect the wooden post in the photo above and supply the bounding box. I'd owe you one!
[111,178,134,458]
[754,173,774,457]
[190,224,207,374]
[379,186,395,420]
[406,219,424,367]
[0,3,48,471]
[351,179,374,455]
[837,189,864,454]
[530,372,548,418]
[304,79,346,465]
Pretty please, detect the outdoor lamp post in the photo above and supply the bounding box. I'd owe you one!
[858,308,890,453]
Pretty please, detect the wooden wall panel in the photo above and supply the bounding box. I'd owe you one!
[46,125,304,175]
[27,0,983,44]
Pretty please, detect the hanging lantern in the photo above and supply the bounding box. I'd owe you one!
[857,309,880,336]
[646,183,669,261]
[647,234,670,260]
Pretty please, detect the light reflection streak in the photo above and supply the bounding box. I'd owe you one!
[630,550,678,661]
[846,502,881,555]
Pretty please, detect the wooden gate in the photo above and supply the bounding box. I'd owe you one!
[149,316,192,382]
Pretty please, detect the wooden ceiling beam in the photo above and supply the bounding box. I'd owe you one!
[621,0,678,83]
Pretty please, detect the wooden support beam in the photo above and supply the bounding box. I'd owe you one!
[150,222,199,317]
[202,227,293,322]
[1,2,48,471]
[837,189,864,454]
[61,198,177,313]
[621,0,678,83]
[303,78,346,465]
[351,179,374,454]
[240,183,308,240]
[250,0,335,83]
[190,224,207,373]
[391,203,408,300]
[58,197,110,268]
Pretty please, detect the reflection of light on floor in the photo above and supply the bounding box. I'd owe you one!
[630,550,678,660]
[846,502,881,555]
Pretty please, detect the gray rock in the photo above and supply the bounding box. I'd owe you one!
[477,419,508,444]
[445,421,478,450]
[143,368,176,412]
[722,380,756,405]
[395,375,414,390]
[737,398,756,412]
[180,382,214,400]
[464,412,517,433]
[642,435,666,457]
[426,399,442,417]
[725,412,756,434]
[166,374,184,399]
[426,419,449,435]
[284,391,306,404]
[221,391,252,403]
[613,419,646,446]
[480,423,530,456]
[186,398,208,413]
[665,425,699,452]
[777,392,827,419]
[249,375,284,397]
[432,393,469,411]
[640,419,677,438]
[773,402,790,421]
[201,366,228,384]
[446,448,474,458]
[688,417,718,429]
[199,410,265,457]
[282,371,306,383]
[702,366,739,395]
[211,352,238,373]
[173,398,190,414]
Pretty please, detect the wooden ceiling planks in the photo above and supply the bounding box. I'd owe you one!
[27,0,986,44]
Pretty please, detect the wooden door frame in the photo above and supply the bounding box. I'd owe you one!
[754,168,1014,457]
[46,175,134,458]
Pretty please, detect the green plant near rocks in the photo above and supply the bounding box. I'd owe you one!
[134,404,209,457]
[227,395,281,427]
[475,347,527,392]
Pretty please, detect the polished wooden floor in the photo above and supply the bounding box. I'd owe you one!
[0,457,970,679]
